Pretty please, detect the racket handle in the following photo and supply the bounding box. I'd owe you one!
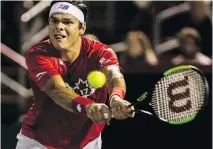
[133,109,153,115]
[129,92,148,107]
[104,109,153,119]
[104,113,113,119]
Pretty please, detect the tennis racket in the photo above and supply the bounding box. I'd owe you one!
[105,65,209,125]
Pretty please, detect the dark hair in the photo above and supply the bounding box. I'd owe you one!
[49,0,88,23]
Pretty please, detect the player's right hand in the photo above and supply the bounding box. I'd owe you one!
[85,103,112,125]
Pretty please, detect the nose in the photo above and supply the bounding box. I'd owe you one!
[56,22,64,31]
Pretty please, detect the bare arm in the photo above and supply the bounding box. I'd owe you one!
[42,75,112,123]
[42,75,80,112]
[101,65,126,104]
[102,65,134,119]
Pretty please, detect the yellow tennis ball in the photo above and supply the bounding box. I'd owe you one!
[87,71,106,88]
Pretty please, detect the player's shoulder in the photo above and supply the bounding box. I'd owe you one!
[25,39,54,58]
[83,37,114,56]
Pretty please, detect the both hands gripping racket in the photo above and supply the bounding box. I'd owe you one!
[105,65,209,125]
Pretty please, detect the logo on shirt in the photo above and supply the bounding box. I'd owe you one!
[65,78,96,97]
[77,104,82,112]
[99,58,111,67]
[59,59,64,65]
[36,71,47,81]
[99,58,106,65]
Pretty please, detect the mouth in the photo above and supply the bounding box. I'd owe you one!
[54,34,66,40]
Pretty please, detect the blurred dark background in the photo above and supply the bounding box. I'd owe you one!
[1,1,212,149]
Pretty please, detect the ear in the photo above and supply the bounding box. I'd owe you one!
[80,22,87,36]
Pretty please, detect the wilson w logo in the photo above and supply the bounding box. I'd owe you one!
[167,76,191,113]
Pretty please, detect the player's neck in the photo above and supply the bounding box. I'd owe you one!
[60,37,82,63]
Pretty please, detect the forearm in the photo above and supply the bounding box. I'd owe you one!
[48,86,79,112]
[102,65,126,104]
[46,85,94,114]
[107,74,126,94]
[42,75,95,114]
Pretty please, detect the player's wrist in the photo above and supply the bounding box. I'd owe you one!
[109,87,125,99]
[108,87,125,105]
[71,96,95,115]
[108,95,121,107]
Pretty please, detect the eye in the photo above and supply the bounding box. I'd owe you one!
[63,21,73,25]
[50,19,58,24]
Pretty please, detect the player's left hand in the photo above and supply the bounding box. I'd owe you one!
[109,95,135,120]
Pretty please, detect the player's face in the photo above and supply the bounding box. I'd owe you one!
[49,13,86,50]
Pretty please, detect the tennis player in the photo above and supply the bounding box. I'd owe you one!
[15,1,134,149]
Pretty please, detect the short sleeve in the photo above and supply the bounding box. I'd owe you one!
[97,47,120,69]
[26,51,60,90]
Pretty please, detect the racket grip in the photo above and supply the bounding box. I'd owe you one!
[104,113,109,119]
[104,113,114,119]
[104,110,134,119]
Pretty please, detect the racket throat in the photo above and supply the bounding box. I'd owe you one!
[133,109,153,115]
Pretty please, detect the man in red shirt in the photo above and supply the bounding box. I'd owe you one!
[16,1,134,149]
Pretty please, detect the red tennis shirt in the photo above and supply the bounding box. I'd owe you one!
[21,37,119,149]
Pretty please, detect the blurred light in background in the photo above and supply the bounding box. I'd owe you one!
[23,0,34,9]
[21,1,50,22]
[22,25,49,51]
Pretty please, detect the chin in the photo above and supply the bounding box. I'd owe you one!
[51,42,61,50]
[52,41,67,50]
[56,45,68,51]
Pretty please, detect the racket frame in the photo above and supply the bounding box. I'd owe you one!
[132,65,209,124]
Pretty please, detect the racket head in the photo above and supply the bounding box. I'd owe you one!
[151,65,209,125]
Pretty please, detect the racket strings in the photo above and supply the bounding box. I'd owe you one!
[152,70,206,122]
